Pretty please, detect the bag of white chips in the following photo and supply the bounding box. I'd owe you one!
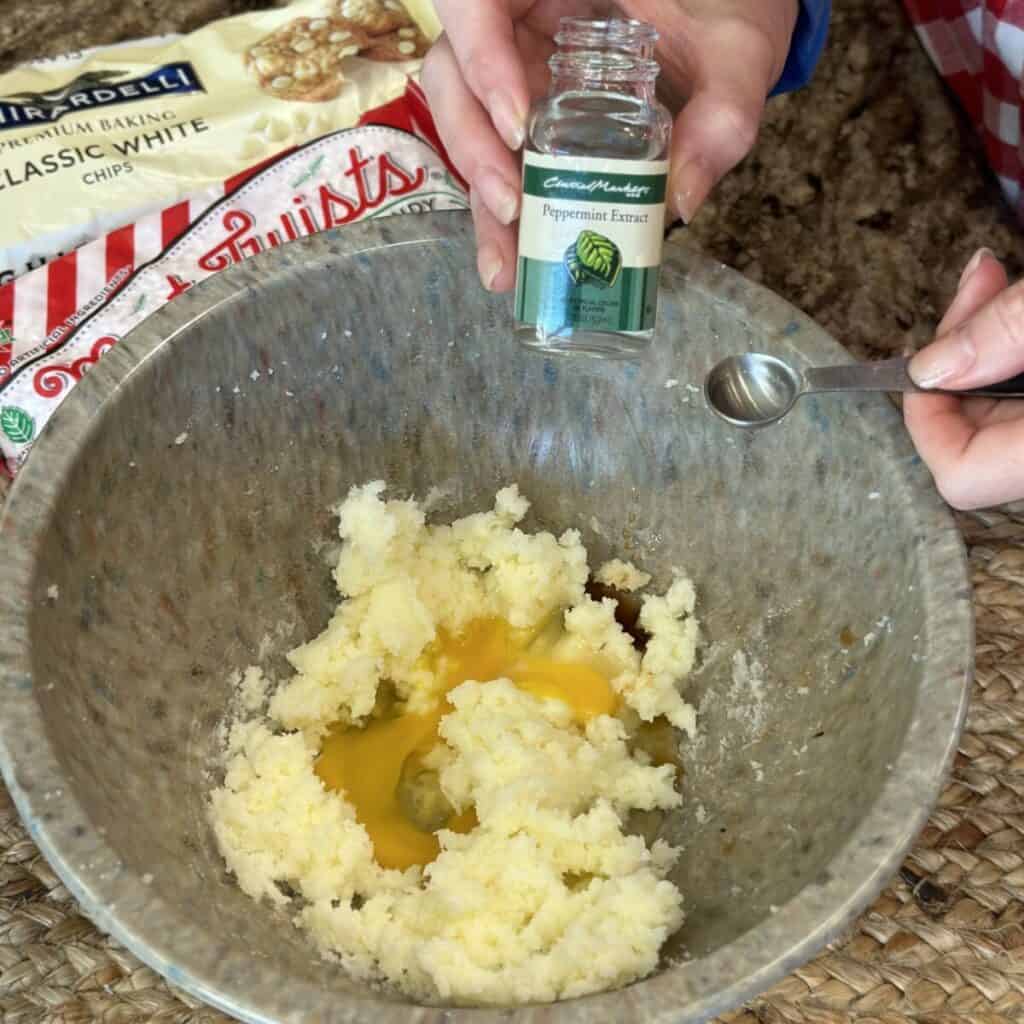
[0,0,441,285]
[0,78,468,475]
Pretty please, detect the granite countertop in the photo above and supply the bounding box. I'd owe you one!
[2,0,1023,365]
[679,0,1024,364]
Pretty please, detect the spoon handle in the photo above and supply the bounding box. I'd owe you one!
[804,358,913,393]
[959,374,1024,397]
[804,357,1024,398]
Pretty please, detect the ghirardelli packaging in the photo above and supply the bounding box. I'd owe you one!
[0,0,441,285]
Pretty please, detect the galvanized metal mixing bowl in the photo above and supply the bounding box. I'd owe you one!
[0,213,971,1023]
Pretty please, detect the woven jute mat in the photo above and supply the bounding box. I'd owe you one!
[0,503,1021,1024]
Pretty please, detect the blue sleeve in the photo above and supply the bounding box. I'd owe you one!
[770,0,831,96]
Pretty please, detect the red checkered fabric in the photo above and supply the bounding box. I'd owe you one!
[904,0,1024,218]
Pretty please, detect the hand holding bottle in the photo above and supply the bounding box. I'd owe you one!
[421,0,801,291]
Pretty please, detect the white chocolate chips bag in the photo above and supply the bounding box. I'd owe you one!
[0,80,468,475]
[0,0,441,284]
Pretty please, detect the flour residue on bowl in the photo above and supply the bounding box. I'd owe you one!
[726,651,768,738]
[208,482,700,1006]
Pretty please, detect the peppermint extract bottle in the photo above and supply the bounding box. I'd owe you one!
[513,18,672,359]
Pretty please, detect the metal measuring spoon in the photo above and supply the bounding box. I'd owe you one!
[704,353,1024,428]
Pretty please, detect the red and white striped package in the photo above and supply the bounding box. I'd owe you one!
[0,81,468,475]
[904,0,1024,220]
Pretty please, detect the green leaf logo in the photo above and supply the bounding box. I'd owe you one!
[565,246,587,286]
[564,230,623,289]
[1,406,35,445]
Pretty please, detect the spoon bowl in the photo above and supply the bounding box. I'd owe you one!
[704,353,802,428]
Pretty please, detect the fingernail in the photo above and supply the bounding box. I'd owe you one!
[957,247,995,291]
[672,157,714,224]
[908,333,977,389]
[475,167,519,226]
[487,90,526,151]
[478,243,503,291]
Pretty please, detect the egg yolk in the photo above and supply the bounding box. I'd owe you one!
[314,617,619,870]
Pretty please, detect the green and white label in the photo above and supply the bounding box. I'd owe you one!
[514,152,668,334]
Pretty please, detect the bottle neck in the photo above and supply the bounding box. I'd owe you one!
[554,17,658,58]
[548,53,659,100]
[548,19,660,99]
[549,69,657,100]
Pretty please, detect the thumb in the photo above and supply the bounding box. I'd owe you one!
[666,22,776,223]
[670,87,764,222]
[908,269,1024,391]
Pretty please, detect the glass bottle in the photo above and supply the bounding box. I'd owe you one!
[513,18,672,359]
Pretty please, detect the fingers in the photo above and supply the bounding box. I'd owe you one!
[422,36,520,289]
[908,251,1024,390]
[901,409,1024,510]
[903,247,1006,433]
[470,187,518,293]
[904,247,1019,509]
[433,0,530,149]
[959,395,1024,427]
[421,37,520,210]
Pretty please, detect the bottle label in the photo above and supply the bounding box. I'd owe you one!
[514,152,668,335]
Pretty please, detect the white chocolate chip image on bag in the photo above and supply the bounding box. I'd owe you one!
[337,0,413,36]
[237,108,337,162]
[245,16,370,103]
[362,25,430,62]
